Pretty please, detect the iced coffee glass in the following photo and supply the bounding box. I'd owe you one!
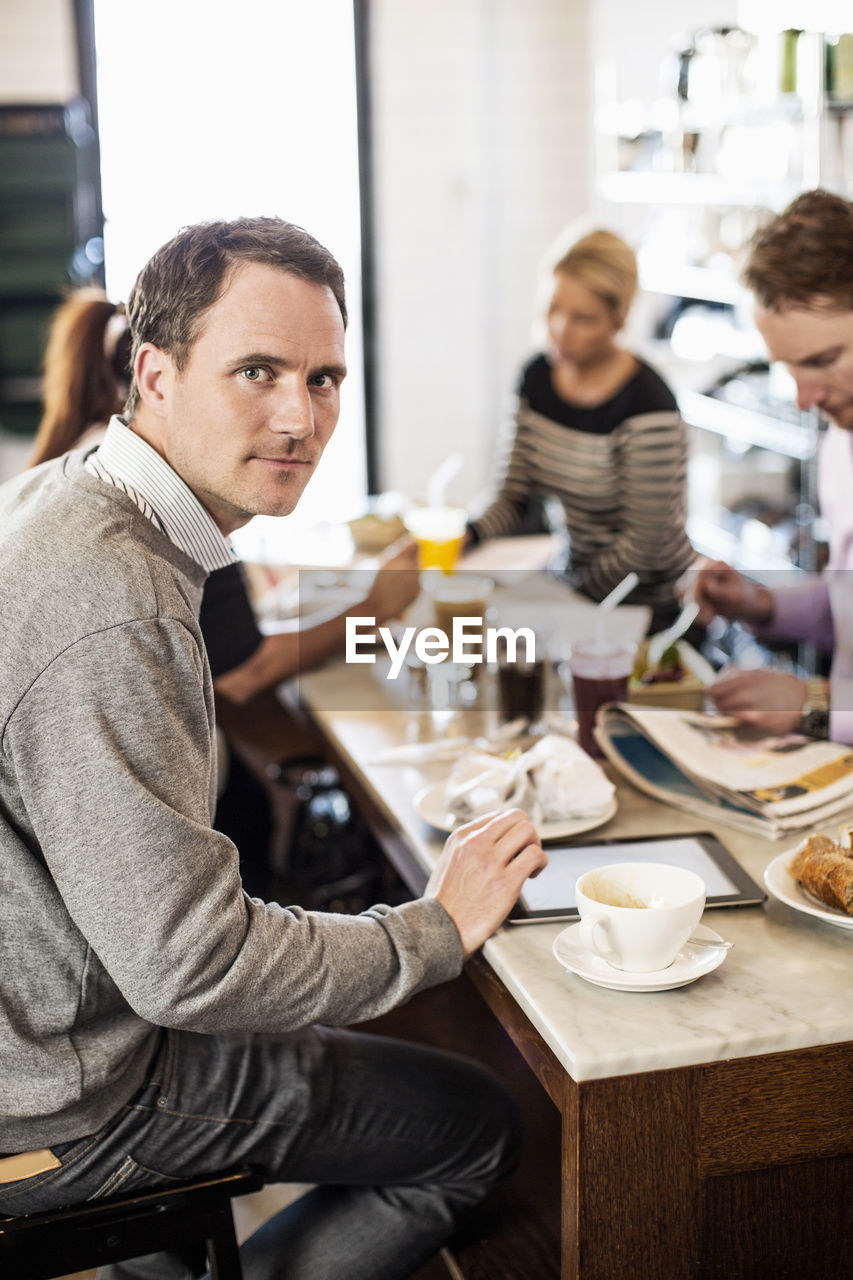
[425,573,494,640]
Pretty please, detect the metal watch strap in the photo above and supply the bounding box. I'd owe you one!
[799,707,830,740]
[799,677,830,740]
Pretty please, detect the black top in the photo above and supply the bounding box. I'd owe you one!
[200,562,263,679]
[518,353,678,435]
[468,351,693,628]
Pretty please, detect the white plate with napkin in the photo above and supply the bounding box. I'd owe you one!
[413,782,617,840]
[413,733,617,840]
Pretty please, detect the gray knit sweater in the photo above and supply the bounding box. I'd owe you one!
[0,454,462,1151]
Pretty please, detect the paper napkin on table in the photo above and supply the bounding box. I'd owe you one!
[368,718,528,767]
[368,739,478,766]
[444,734,614,824]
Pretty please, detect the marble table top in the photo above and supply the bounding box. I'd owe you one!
[293,566,852,1083]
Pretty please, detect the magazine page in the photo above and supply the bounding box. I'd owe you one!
[772,789,853,830]
[593,717,784,838]
[613,704,853,818]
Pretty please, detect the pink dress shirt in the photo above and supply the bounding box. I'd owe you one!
[762,426,853,742]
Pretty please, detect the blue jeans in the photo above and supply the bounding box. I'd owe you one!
[0,1024,521,1279]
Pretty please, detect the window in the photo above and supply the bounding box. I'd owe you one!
[94,0,367,560]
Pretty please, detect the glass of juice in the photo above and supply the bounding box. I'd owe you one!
[567,639,636,757]
[403,506,467,573]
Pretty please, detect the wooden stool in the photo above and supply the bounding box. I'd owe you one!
[0,1165,263,1280]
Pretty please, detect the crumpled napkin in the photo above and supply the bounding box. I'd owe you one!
[443,734,614,825]
[444,751,535,824]
[519,735,615,820]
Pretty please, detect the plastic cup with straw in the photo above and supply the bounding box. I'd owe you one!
[570,572,640,756]
[404,452,467,573]
[594,571,639,648]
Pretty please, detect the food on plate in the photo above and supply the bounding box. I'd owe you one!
[632,641,687,684]
[627,639,707,710]
[443,734,615,826]
[347,511,406,553]
[788,831,853,915]
[633,642,685,684]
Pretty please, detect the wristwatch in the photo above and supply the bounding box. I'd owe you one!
[798,677,830,740]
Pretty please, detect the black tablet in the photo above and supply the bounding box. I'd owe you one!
[507,831,766,924]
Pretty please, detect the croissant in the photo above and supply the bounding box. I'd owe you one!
[788,833,853,915]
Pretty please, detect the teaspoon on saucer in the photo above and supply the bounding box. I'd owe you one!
[686,934,733,950]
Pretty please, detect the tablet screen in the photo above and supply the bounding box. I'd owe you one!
[511,832,764,923]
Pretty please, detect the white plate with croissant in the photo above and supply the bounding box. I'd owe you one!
[764,834,853,930]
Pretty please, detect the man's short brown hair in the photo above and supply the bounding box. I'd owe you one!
[125,217,347,416]
[743,189,853,313]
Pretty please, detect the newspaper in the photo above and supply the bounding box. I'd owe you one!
[595,703,853,839]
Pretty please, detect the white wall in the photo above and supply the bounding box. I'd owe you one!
[0,0,78,102]
[369,0,593,505]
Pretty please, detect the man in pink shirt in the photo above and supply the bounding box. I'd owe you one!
[692,190,853,743]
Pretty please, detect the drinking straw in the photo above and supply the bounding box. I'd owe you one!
[594,571,639,647]
[426,451,464,508]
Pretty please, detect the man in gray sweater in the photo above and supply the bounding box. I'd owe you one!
[0,218,546,1278]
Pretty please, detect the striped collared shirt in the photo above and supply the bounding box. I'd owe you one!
[85,416,235,573]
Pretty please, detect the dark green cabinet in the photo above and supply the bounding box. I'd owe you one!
[0,100,104,436]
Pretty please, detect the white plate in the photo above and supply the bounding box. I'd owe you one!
[552,922,729,992]
[764,850,853,931]
[412,780,617,842]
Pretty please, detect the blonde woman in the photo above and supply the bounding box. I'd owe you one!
[468,228,693,630]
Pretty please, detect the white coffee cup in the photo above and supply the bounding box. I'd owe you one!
[576,862,706,973]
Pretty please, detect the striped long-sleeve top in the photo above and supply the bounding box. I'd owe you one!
[469,353,694,625]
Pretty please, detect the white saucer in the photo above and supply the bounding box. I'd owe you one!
[552,922,729,992]
[764,850,853,931]
[413,780,617,842]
